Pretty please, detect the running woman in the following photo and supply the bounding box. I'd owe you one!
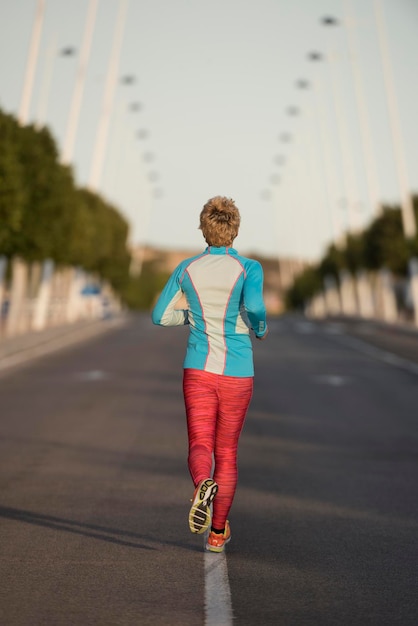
[152,196,268,552]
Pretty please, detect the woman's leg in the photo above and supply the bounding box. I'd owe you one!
[183,368,218,485]
[212,376,253,530]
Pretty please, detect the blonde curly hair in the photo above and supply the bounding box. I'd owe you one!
[199,196,240,247]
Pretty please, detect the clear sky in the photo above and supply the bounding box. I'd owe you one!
[1,0,417,260]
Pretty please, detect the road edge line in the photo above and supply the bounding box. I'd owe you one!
[332,333,418,376]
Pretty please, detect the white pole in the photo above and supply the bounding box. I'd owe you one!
[373,0,416,238]
[378,268,398,323]
[322,24,360,234]
[287,107,326,259]
[61,0,99,164]
[313,75,339,243]
[344,0,381,219]
[6,259,29,337]
[339,270,358,315]
[356,270,375,318]
[409,259,418,327]
[102,99,126,198]
[89,0,129,191]
[32,259,54,331]
[18,0,46,125]
[35,35,57,129]
[0,256,7,336]
[304,104,341,250]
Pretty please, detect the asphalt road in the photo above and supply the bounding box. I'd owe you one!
[0,314,417,625]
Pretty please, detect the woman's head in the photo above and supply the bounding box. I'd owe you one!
[199,196,241,247]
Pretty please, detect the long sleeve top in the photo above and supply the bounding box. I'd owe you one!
[151,246,267,377]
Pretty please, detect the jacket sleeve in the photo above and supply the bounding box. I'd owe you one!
[243,260,268,338]
[151,263,189,327]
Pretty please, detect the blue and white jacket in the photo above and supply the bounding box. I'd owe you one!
[151,246,267,377]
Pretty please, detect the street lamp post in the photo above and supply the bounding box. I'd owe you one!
[18,0,46,126]
[103,87,139,200]
[89,0,129,191]
[373,0,416,239]
[304,58,340,243]
[62,0,99,165]
[36,43,76,130]
[320,20,354,233]
[319,17,362,234]
[373,0,418,326]
[342,1,381,219]
[290,93,334,258]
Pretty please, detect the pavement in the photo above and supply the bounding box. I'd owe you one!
[0,315,128,374]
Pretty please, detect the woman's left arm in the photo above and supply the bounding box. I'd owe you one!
[243,260,268,339]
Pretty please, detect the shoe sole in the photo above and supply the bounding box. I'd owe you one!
[189,479,218,534]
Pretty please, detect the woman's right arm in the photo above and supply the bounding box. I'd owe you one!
[151,264,189,327]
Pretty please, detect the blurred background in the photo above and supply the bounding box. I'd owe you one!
[1,0,418,331]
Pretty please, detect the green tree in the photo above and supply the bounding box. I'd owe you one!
[343,233,366,273]
[122,261,169,310]
[13,122,77,261]
[73,189,131,290]
[285,265,322,310]
[0,109,134,300]
[0,111,26,256]
[318,243,344,280]
[363,205,409,275]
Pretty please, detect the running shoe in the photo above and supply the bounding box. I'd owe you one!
[188,478,218,534]
[206,520,231,553]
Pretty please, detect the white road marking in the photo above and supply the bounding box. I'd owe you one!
[331,334,418,376]
[204,541,233,626]
[294,321,316,334]
[76,370,108,381]
[323,323,345,335]
[313,374,350,386]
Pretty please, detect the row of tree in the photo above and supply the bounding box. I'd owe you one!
[286,198,418,310]
[0,108,137,298]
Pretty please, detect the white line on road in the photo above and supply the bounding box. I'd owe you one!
[294,321,316,334]
[204,538,233,626]
[313,374,351,386]
[332,333,418,376]
[76,369,109,381]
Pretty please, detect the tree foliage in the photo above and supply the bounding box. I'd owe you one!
[286,198,418,310]
[0,111,26,256]
[363,205,409,274]
[285,265,322,310]
[0,108,133,297]
[122,261,169,310]
[344,233,366,273]
[318,243,344,280]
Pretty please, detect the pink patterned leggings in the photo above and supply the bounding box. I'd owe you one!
[183,368,254,529]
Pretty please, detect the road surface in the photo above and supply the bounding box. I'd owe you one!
[0,314,417,625]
